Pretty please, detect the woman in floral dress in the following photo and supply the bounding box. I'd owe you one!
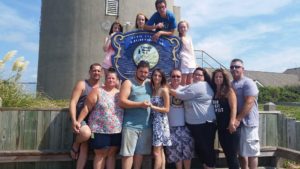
[77,68,123,169]
[150,68,171,169]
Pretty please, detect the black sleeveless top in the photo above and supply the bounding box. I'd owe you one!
[76,80,93,118]
[212,97,231,130]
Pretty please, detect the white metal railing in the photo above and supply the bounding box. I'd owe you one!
[194,49,227,70]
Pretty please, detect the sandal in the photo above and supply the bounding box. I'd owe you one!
[70,142,80,160]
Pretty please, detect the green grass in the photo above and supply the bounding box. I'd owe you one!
[0,52,70,109]
[260,104,300,120]
[276,105,300,120]
[0,81,69,108]
[283,160,300,169]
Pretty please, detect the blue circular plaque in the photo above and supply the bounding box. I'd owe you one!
[133,43,159,69]
[111,30,182,80]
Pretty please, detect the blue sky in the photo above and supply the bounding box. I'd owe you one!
[174,0,300,73]
[0,0,300,82]
[0,0,40,82]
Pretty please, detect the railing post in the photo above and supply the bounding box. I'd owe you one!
[263,102,276,111]
[201,51,204,68]
[275,157,284,168]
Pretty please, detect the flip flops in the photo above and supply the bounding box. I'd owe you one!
[70,143,80,160]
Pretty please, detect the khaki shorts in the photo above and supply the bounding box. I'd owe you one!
[119,127,152,156]
[239,125,260,157]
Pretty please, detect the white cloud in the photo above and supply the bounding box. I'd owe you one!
[174,0,299,72]
[175,0,293,26]
[245,47,300,72]
[174,0,296,71]
[0,1,40,83]
[0,2,39,53]
[193,23,281,62]
[0,32,26,42]
[0,2,36,31]
[21,42,39,53]
[0,31,38,53]
[284,15,300,24]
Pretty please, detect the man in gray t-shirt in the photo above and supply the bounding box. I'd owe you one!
[230,58,260,169]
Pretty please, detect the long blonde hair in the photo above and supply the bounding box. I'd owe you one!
[135,13,148,29]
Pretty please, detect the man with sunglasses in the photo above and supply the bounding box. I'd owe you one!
[230,59,260,169]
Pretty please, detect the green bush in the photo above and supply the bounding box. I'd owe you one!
[258,86,300,103]
[276,105,300,120]
[0,50,68,108]
[0,81,30,107]
[0,81,68,108]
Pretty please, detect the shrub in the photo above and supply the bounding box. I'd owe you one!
[0,50,68,108]
[258,86,300,103]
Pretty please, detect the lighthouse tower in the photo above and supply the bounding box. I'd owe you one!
[37,0,180,99]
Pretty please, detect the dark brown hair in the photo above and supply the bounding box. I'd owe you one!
[137,60,150,70]
[109,21,123,35]
[155,0,167,9]
[211,68,231,99]
[106,67,119,80]
[89,63,102,71]
[151,68,167,88]
[193,67,211,84]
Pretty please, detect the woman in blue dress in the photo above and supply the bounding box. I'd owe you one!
[150,68,171,169]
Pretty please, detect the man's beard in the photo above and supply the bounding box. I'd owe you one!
[136,75,146,82]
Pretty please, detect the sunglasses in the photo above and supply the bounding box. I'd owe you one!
[230,65,242,69]
[194,73,204,76]
[171,75,181,78]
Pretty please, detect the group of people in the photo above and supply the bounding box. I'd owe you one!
[69,59,260,169]
[69,0,260,169]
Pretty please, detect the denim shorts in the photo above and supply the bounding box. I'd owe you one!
[90,133,121,150]
[119,127,152,156]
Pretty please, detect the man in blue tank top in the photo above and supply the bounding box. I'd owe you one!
[119,60,152,169]
[69,63,102,169]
